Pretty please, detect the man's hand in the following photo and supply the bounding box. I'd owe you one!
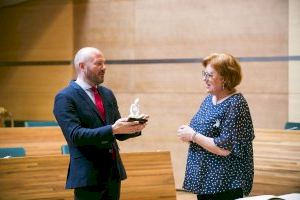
[112,117,147,134]
[127,114,149,124]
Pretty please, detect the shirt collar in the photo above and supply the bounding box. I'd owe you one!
[212,92,237,105]
[75,78,94,91]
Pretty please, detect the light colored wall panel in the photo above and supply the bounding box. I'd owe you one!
[114,93,203,135]
[134,0,288,59]
[240,62,288,93]
[289,94,300,122]
[130,62,288,94]
[104,63,206,94]
[74,0,289,132]
[73,0,135,59]
[73,1,289,133]
[74,0,288,60]
[289,61,300,93]
[113,92,286,130]
[245,94,288,129]
[0,0,73,61]
[289,62,300,122]
[289,0,300,54]
[0,1,289,131]
[104,62,206,94]
[0,66,73,120]
[133,63,204,93]
[113,92,287,135]
[289,0,300,122]
[106,61,290,95]
[103,65,134,93]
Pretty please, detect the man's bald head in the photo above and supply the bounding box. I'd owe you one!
[73,47,106,86]
[73,47,102,74]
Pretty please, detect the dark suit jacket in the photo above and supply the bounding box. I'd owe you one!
[53,81,140,189]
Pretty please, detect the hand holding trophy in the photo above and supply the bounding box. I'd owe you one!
[127,98,149,124]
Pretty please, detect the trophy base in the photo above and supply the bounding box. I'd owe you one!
[128,117,148,124]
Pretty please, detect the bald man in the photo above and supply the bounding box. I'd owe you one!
[53,47,148,200]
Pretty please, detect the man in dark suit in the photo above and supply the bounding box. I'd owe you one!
[53,47,148,200]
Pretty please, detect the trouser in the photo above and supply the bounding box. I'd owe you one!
[197,188,243,200]
[74,161,121,200]
[74,180,121,200]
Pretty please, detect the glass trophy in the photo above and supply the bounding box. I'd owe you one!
[127,98,148,124]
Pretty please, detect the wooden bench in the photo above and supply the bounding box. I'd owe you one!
[0,127,66,156]
[251,129,300,196]
[0,151,176,200]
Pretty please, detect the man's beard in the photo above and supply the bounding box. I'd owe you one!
[86,71,104,85]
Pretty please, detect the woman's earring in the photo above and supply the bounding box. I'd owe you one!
[222,82,225,90]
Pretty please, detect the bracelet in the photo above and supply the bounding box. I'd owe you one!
[191,132,197,143]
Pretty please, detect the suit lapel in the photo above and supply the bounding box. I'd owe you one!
[70,81,105,124]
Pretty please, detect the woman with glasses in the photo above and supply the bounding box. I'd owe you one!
[177,53,254,200]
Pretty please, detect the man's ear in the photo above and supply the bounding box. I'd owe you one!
[79,62,85,70]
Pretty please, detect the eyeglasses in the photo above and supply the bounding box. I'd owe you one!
[202,71,214,80]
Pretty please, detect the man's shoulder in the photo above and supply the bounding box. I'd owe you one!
[56,81,78,96]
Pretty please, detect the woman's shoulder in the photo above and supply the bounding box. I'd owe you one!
[203,94,213,102]
[226,92,251,112]
[229,92,247,103]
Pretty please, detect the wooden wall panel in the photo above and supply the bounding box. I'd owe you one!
[245,94,288,129]
[73,0,289,135]
[73,0,136,59]
[0,0,289,126]
[0,66,74,120]
[0,0,73,61]
[240,62,288,93]
[134,0,288,58]
[104,63,205,94]
[74,0,288,59]
[103,65,135,93]
[106,62,288,94]
[104,63,288,130]
[133,64,204,93]
[114,93,203,131]
[0,0,74,121]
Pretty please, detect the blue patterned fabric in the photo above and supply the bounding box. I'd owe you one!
[183,93,254,196]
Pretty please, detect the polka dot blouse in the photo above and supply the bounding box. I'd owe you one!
[183,93,254,196]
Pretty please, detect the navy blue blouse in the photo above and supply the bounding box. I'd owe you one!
[183,93,254,195]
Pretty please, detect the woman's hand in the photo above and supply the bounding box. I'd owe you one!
[177,125,195,142]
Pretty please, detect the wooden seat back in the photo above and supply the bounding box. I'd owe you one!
[0,151,176,200]
[251,129,300,195]
[0,127,66,156]
[1,127,299,197]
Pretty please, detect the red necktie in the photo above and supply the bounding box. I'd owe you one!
[91,86,106,121]
[92,87,115,160]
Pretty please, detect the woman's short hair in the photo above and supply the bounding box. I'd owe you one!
[202,53,242,91]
